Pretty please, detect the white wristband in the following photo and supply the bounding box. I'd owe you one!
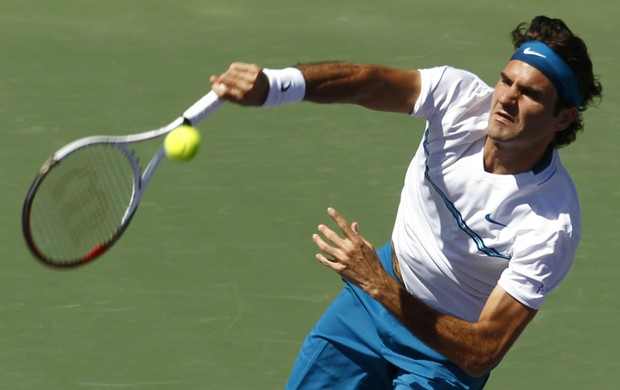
[262,67,306,107]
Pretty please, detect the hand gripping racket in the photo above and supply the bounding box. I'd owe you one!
[22,91,224,268]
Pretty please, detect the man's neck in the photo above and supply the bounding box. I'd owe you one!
[483,137,552,175]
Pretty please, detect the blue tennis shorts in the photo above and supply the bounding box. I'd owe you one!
[285,242,490,389]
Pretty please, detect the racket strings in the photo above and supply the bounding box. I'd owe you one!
[28,144,137,265]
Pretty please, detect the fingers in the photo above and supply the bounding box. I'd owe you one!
[312,232,346,272]
[326,207,356,240]
[317,222,344,247]
[312,208,383,291]
[313,208,360,260]
[210,78,228,95]
[210,62,269,106]
[313,207,375,260]
[314,208,354,250]
[315,252,345,271]
[312,233,336,260]
[351,221,374,251]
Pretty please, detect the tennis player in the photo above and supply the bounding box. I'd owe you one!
[210,15,602,389]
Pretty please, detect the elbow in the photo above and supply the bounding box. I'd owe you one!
[462,363,494,378]
[457,324,510,377]
[460,350,502,378]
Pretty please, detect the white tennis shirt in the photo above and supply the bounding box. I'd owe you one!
[392,66,581,322]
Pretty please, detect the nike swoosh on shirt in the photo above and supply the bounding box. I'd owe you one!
[523,47,547,58]
[485,213,508,228]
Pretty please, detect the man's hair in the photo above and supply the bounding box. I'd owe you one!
[510,16,603,148]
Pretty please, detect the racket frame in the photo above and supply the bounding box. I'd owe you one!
[22,91,223,268]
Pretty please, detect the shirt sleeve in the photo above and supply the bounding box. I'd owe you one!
[413,66,493,124]
[498,226,580,310]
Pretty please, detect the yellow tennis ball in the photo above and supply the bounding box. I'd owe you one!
[164,125,201,161]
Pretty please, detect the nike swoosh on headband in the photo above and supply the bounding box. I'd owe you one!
[523,47,547,58]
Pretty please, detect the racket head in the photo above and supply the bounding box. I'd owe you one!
[22,142,141,268]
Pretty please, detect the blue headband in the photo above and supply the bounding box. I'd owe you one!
[510,40,582,107]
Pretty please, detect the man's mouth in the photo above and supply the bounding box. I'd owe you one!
[494,109,514,123]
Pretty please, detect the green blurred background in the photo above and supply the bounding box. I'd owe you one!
[1,0,618,388]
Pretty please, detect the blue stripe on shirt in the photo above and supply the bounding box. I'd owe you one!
[422,128,512,261]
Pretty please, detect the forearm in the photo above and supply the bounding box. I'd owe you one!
[297,62,419,113]
[373,282,488,375]
[372,280,535,377]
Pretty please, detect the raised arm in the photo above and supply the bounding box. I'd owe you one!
[210,62,420,114]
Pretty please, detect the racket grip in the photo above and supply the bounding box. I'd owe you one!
[183,91,224,125]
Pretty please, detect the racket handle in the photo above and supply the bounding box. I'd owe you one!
[183,91,224,125]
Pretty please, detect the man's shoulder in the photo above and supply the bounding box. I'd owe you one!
[420,66,488,85]
[414,66,493,120]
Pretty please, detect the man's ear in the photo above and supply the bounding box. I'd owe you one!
[556,107,578,132]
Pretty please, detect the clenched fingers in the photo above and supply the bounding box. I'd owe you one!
[210,62,269,106]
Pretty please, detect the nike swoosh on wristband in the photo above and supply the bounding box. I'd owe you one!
[485,213,508,228]
[523,47,547,58]
[281,81,292,92]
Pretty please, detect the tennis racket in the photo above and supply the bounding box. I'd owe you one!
[22,90,224,268]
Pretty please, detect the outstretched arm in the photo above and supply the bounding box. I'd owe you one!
[210,62,420,114]
[313,207,537,377]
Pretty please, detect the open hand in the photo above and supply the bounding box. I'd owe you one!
[312,208,391,295]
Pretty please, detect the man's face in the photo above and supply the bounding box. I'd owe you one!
[486,60,567,150]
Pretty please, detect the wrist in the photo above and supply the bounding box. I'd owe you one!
[261,67,306,107]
